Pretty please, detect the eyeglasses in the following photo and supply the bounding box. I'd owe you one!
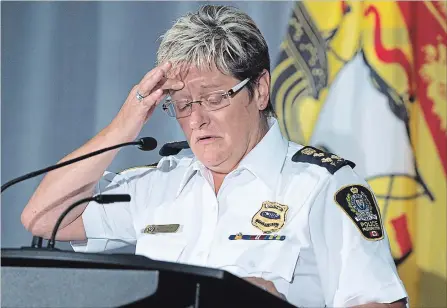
[162,78,250,118]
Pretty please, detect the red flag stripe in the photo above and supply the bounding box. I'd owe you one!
[398,2,447,176]
[391,214,413,256]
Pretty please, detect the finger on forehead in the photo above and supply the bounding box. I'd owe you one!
[160,78,184,91]
[141,62,171,85]
[138,69,168,96]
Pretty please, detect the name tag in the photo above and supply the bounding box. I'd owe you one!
[142,224,180,234]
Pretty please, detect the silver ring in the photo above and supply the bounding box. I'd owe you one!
[136,91,145,102]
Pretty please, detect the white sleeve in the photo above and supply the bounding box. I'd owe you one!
[309,166,408,307]
[71,169,152,253]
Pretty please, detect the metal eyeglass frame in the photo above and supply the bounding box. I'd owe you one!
[162,77,250,118]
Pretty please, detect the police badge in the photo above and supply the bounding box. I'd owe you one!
[251,201,289,233]
[334,185,384,241]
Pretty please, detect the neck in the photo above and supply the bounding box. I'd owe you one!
[212,172,227,194]
[211,118,269,194]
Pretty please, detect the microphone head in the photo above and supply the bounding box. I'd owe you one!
[159,141,190,156]
[95,194,131,204]
[137,137,157,151]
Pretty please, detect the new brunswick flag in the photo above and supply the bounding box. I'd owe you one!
[271,1,446,306]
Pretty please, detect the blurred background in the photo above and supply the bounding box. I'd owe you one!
[2,1,446,307]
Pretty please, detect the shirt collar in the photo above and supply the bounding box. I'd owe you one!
[176,118,289,196]
[176,158,204,197]
[236,117,289,189]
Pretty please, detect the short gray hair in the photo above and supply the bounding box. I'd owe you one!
[157,5,275,117]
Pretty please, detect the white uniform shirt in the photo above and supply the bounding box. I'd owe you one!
[72,119,408,307]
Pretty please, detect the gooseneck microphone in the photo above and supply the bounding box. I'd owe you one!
[1,137,157,192]
[47,194,131,249]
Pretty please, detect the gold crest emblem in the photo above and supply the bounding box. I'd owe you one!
[251,201,289,233]
[302,148,316,155]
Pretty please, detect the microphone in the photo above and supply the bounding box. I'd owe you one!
[1,137,157,192]
[159,140,190,156]
[47,194,131,249]
[30,236,43,248]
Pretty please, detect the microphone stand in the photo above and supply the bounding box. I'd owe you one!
[47,194,130,249]
[1,138,156,192]
[1,137,152,248]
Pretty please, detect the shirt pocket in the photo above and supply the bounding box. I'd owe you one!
[135,234,187,263]
[211,239,301,283]
[135,198,189,262]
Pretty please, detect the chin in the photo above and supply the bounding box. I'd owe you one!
[198,152,227,168]
[201,156,223,167]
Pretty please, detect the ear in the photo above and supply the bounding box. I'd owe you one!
[255,69,270,110]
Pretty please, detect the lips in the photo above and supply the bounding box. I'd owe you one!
[196,135,221,143]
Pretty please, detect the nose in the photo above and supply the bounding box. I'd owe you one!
[189,102,210,130]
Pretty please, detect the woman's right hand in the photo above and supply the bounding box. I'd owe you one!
[111,61,184,140]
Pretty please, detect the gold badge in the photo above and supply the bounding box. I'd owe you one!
[142,224,180,234]
[251,201,289,234]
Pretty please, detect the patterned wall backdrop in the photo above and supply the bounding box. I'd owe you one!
[271,1,446,306]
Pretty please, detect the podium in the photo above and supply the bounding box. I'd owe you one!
[2,248,295,308]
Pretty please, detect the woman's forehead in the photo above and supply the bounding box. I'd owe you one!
[170,65,235,88]
[169,78,225,98]
[168,62,232,79]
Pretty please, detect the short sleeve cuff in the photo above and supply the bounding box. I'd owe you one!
[339,281,408,307]
[70,201,107,253]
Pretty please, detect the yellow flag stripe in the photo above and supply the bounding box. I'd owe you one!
[424,2,447,32]
[275,71,304,120]
[271,54,294,89]
[284,72,308,122]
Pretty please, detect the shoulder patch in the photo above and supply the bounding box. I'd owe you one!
[159,141,190,157]
[334,184,384,241]
[291,146,355,174]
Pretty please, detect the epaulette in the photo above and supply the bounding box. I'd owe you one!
[291,146,355,174]
[159,141,190,157]
[118,162,158,174]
